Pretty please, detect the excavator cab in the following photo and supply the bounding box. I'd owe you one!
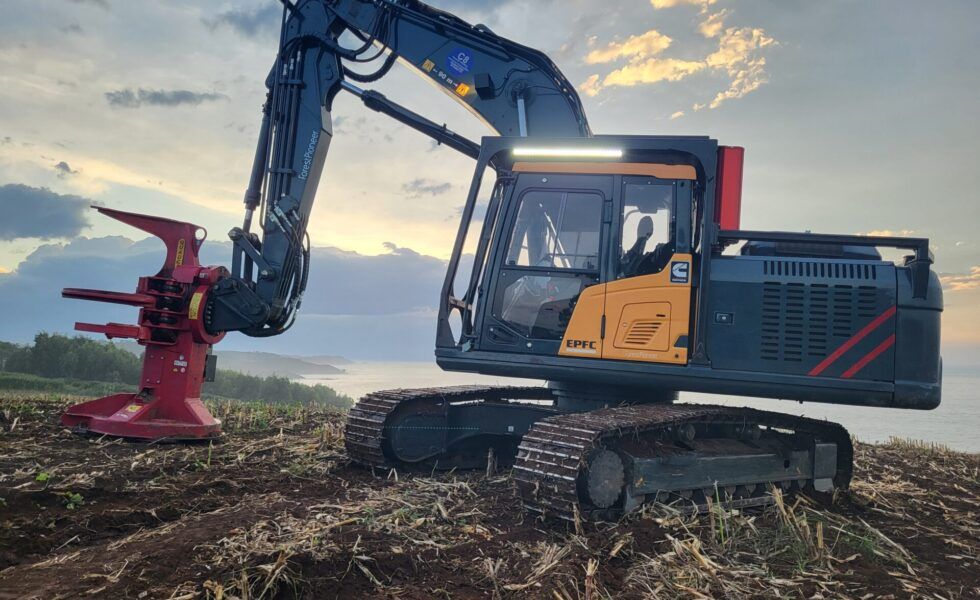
[478,160,694,367]
[437,137,709,377]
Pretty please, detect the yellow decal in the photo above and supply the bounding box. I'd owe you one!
[455,82,471,97]
[188,292,204,320]
[175,239,186,266]
[422,59,435,73]
[126,404,141,413]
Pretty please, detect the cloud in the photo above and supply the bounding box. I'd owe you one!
[105,88,228,108]
[579,74,602,98]
[700,26,777,109]
[67,0,109,9]
[1,137,12,146]
[401,179,452,198]
[203,5,281,39]
[600,58,706,89]
[585,30,673,65]
[381,241,422,257]
[670,110,685,119]
[54,161,78,178]
[0,184,90,241]
[940,267,980,292]
[857,230,917,237]
[0,235,466,360]
[59,23,85,35]
[698,9,729,38]
[581,10,776,110]
[650,0,716,10]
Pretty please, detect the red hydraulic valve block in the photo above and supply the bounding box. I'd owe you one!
[61,206,228,440]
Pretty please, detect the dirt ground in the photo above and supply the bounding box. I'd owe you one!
[0,393,977,599]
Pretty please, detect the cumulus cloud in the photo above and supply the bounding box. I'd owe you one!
[105,88,228,108]
[699,26,776,109]
[54,161,78,178]
[940,267,980,292]
[585,30,673,65]
[401,179,452,198]
[650,0,716,9]
[581,9,776,110]
[203,5,281,39]
[670,110,685,119]
[599,57,706,89]
[0,184,90,240]
[698,9,729,38]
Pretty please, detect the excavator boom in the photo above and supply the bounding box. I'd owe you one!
[208,0,591,337]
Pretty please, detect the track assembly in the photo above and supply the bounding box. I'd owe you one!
[513,403,852,521]
[345,386,852,521]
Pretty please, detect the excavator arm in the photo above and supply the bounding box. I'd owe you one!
[207,0,592,337]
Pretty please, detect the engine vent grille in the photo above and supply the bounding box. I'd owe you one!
[622,320,663,346]
[763,260,878,281]
[761,282,878,362]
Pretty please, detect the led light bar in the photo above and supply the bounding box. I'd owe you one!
[512,147,623,159]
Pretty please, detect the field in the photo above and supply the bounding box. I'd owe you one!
[1,393,977,599]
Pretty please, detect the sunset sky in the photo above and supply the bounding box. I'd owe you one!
[0,0,977,363]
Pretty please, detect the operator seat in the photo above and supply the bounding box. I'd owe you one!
[621,216,654,276]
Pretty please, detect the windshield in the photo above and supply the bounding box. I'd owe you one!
[505,190,602,271]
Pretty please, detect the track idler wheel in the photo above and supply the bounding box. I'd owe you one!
[581,449,625,509]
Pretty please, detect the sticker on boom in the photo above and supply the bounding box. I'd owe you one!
[447,48,473,74]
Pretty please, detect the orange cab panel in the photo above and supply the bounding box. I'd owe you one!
[557,284,605,358]
[601,254,693,365]
[560,254,693,365]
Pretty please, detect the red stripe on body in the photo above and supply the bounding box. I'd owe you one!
[841,334,896,379]
[807,305,896,376]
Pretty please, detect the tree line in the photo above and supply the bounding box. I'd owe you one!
[1,333,351,408]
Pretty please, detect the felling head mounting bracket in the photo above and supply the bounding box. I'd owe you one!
[61,206,228,440]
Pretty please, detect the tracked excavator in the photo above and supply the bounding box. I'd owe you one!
[62,0,943,521]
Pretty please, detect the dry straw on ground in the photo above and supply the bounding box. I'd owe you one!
[0,393,977,599]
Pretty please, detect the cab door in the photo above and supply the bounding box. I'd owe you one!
[479,173,613,357]
[601,177,694,365]
[557,174,695,365]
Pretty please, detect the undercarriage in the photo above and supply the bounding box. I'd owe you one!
[344,385,852,520]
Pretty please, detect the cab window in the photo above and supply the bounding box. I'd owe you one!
[620,181,674,277]
[493,188,603,340]
[506,190,602,271]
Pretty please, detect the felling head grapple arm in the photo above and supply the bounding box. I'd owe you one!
[207,0,593,338]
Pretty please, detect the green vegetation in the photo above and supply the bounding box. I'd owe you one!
[0,372,131,397]
[4,333,139,383]
[1,333,351,408]
[0,340,20,370]
[62,492,84,510]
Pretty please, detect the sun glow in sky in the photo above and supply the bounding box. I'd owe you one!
[0,0,978,357]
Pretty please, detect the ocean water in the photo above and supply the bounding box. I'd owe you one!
[304,362,979,453]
